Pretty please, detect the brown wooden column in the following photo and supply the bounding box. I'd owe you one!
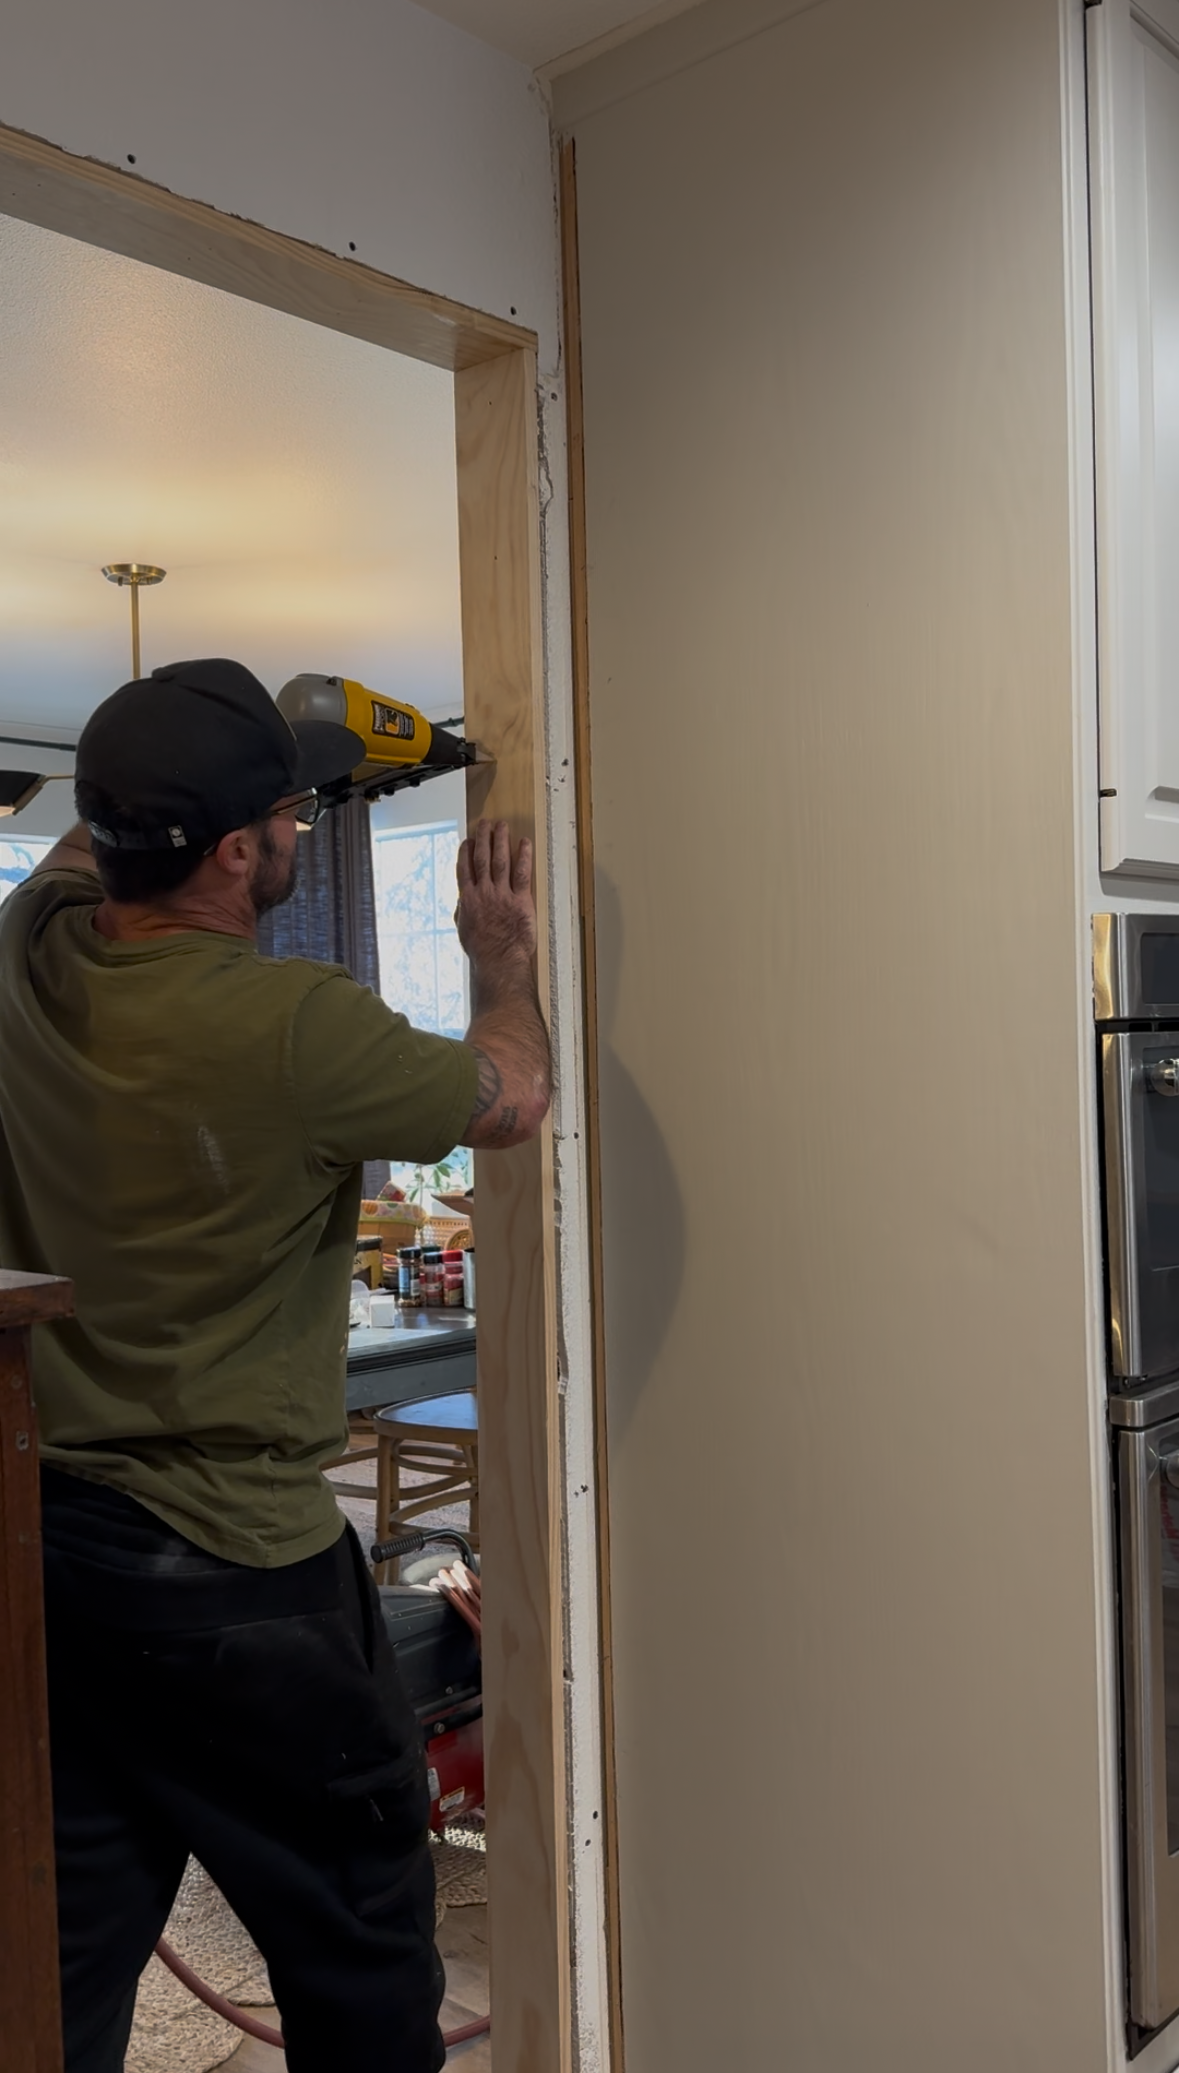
[456,348,569,2073]
[0,1269,73,2073]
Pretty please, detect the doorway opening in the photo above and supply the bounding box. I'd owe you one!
[0,119,568,2073]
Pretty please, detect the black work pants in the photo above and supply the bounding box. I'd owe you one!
[40,1468,445,2073]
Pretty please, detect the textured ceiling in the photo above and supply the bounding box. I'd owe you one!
[411,0,699,70]
[0,212,464,757]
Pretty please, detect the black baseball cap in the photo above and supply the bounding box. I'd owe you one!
[76,658,364,853]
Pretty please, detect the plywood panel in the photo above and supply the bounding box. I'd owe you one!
[0,123,532,372]
[454,347,569,2072]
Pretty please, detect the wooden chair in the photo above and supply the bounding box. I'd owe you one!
[320,1410,381,1499]
[371,1391,479,1581]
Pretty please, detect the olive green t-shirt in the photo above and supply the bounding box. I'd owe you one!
[0,867,477,1567]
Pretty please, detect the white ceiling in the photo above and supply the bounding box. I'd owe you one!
[411,0,701,71]
[0,212,464,772]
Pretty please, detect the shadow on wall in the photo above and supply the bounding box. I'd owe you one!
[595,869,685,1437]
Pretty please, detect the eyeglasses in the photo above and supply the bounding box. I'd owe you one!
[266,789,326,830]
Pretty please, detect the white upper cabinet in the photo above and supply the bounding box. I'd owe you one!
[1089,0,1179,876]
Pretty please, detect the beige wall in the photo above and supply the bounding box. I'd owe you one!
[563,0,1109,2065]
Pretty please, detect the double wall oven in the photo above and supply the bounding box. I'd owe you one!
[1097,914,1179,2048]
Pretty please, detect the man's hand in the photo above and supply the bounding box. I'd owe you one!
[454,819,536,967]
[457,820,551,1151]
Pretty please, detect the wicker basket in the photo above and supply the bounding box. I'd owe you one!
[432,1193,475,1244]
[358,1201,426,1256]
[421,1217,473,1251]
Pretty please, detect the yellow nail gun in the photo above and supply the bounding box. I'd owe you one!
[276,674,481,804]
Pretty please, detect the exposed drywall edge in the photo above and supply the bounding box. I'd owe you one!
[539,358,615,2069]
[536,125,614,2070]
[549,0,826,127]
[542,373,615,2073]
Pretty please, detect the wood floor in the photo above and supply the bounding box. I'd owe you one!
[218,1904,491,2070]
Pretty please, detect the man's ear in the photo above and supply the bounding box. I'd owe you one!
[211,825,254,879]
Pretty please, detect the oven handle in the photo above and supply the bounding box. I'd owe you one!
[1103,1033,1141,1378]
[1148,1058,1179,1097]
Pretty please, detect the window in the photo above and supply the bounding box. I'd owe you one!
[371,815,467,1039]
[369,776,472,1194]
[0,838,54,906]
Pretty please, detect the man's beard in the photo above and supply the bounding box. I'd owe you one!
[251,822,299,917]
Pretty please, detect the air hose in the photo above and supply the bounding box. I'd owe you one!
[154,1936,491,2055]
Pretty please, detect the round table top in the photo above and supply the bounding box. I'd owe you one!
[372,1390,478,1436]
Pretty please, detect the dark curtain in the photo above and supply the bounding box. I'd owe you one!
[256,797,389,1196]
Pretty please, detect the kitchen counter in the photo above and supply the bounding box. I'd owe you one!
[346,1308,476,1413]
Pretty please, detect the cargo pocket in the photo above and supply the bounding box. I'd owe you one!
[325,1749,433,1920]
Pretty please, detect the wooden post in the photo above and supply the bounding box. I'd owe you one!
[0,1269,73,2073]
[455,348,570,2072]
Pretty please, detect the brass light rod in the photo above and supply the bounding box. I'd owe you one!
[102,563,167,678]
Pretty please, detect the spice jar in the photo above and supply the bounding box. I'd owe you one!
[442,1249,465,1307]
[397,1246,422,1308]
[420,1248,444,1308]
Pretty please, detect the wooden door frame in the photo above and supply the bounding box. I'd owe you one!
[0,120,570,2073]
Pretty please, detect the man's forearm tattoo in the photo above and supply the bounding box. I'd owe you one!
[472,1047,503,1119]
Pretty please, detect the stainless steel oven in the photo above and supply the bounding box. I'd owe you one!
[1112,1388,1179,2036]
[1097,914,1179,2045]
[1097,914,1179,1391]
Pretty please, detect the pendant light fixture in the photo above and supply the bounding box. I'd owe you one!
[102,562,167,679]
[0,564,168,820]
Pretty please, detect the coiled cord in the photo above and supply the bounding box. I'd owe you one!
[154,1936,491,2056]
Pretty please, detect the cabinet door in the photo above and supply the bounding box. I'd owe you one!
[1089,0,1179,877]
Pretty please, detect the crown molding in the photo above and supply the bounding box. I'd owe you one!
[550,0,826,127]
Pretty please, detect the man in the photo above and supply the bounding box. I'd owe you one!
[0,657,550,2073]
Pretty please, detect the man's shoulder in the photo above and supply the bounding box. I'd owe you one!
[243,955,382,1050]
[4,863,98,908]
[252,950,356,1006]
[0,864,98,945]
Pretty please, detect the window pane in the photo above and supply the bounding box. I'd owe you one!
[0,838,55,906]
[372,819,466,1040]
[371,814,471,1194]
